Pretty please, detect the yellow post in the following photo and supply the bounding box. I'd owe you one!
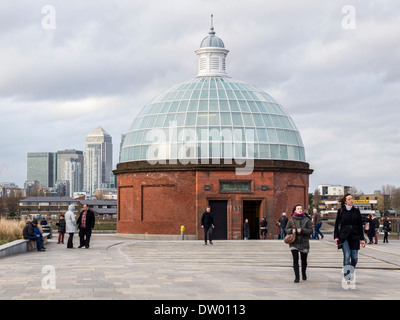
[180,225,185,240]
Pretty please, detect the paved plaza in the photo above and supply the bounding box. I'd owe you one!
[1,233,400,300]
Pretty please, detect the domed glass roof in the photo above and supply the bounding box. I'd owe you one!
[120,76,305,163]
[120,22,306,164]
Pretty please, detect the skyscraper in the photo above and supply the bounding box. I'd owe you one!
[27,152,57,188]
[57,149,84,196]
[84,126,113,195]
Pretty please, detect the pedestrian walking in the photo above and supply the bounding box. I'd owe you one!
[278,212,288,240]
[312,208,324,240]
[334,194,366,285]
[77,204,95,249]
[365,214,375,244]
[65,204,77,249]
[285,204,313,283]
[56,214,66,244]
[201,206,214,245]
[260,217,268,239]
[383,217,391,243]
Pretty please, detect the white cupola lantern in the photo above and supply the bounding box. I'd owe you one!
[195,15,229,77]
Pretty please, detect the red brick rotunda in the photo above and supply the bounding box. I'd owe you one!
[115,22,313,240]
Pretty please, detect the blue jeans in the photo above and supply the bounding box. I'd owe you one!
[314,223,323,239]
[27,235,43,250]
[280,227,287,239]
[342,240,358,280]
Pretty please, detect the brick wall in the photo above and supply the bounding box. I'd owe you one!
[115,161,312,239]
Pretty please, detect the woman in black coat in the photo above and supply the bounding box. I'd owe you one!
[334,194,366,284]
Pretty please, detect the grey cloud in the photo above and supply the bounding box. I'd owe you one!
[1,0,400,194]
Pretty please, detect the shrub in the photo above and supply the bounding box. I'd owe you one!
[0,219,27,243]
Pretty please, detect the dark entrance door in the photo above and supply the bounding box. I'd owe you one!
[209,200,227,240]
[243,200,262,239]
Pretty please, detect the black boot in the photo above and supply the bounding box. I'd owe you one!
[294,265,300,283]
[302,266,307,281]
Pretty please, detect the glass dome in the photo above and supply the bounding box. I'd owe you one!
[120,76,305,163]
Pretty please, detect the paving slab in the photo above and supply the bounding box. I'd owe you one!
[0,234,400,300]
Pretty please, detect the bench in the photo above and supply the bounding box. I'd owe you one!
[26,233,50,251]
[0,233,50,258]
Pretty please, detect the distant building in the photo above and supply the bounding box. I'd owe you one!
[27,152,57,188]
[19,196,81,220]
[26,150,84,196]
[0,182,24,197]
[57,149,84,196]
[80,199,117,219]
[320,191,384,220]
[84,126,113,196]
[18,197,116,220]
[318,184,351,198]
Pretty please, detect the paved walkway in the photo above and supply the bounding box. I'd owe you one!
[1,234,400,300]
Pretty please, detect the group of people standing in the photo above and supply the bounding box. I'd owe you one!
[364,214,391,244]
[23,204,95,251]
[59,204,95,249]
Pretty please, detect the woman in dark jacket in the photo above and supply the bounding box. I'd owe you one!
[285,204,313,283]
[334,194,366,284]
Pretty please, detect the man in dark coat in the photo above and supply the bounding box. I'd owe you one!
[201,206,214,245]
[243,219,250,240]
[77,204,95,249]
[22,219,45,251]
[278,212,288,239]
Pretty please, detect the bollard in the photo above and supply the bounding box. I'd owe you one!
[180,225,185,240]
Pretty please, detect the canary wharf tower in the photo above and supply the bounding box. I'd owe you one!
[84,126,113,195]
[115,20,312,240]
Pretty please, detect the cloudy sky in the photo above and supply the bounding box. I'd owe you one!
[1,0,399,194]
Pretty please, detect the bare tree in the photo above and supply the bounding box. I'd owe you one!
[94,189,104,200]
[0,197,7,218]
[381,184,396,197]
[392,187,400,210]
[379,184,398,215]
[3,190,22,218]
[312,189,322,209]
[350,186,364,195]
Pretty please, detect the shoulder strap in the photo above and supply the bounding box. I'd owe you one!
[291,216,296,228]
